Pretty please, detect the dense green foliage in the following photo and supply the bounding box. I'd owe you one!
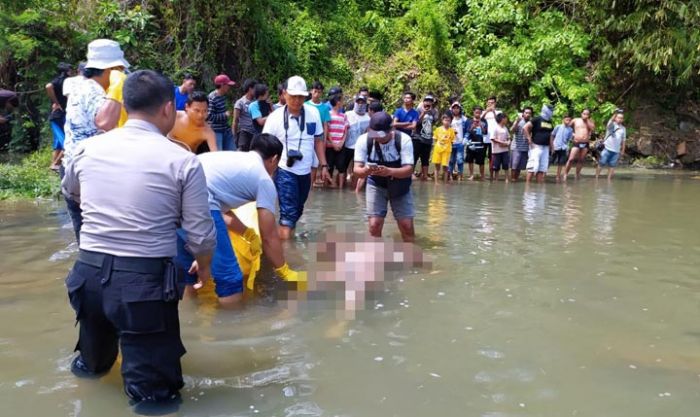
[1,0,699,152]
[0,147,60,199]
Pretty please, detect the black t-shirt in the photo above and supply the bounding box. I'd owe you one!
[51,75,68,109]
[531,116,554,146]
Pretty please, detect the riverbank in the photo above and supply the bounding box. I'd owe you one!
[0,147,60,200]
[1,147,697,201]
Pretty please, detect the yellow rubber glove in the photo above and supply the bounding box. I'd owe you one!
[274,263,307,291]
[242,227,262,257]
[106,70,128,127]
[275,263,307,281]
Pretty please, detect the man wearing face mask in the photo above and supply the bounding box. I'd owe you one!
[523,104,555,183]
[342,95,371,190]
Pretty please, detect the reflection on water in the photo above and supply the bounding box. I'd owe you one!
[2,172,700,417]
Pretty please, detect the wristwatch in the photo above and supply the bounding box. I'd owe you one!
[321,164,328,168]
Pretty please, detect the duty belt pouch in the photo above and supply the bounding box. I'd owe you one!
[163,259,183,302]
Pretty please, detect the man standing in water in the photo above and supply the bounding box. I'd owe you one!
[263,75,329,240]
[596,109,626,181]
[564,109,595,180]
[62,70,216,411]
[354,111,415,242]
[168,91,218,153]
[523,104,555,183]
[482,96,502,180]
[509,106,532,181]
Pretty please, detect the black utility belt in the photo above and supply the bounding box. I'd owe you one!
[78,250,168,275]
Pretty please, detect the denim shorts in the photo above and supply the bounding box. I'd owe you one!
[366,182,415,219]
[510,150,528,170]
[274,168,311,228]
[599,149,620,167]
[174,209,243,297]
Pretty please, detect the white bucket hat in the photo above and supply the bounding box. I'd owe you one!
[286,75,308,96]
[86,39,130,69]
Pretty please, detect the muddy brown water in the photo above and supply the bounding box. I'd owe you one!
[1,169,699,416]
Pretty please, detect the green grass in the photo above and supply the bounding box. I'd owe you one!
[0,147,61,200]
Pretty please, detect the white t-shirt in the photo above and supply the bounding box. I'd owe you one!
[482,109,502,143]
[197,151,277,213]
[354,131,414,166]
[344,110,370,149]
[451,115,467,143]
[263,104,324,175]
[61,75,84,97]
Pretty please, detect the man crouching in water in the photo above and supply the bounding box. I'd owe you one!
[174,133,301,308]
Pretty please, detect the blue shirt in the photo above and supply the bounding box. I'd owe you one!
[174,86,188,111]
[552,124,574,150]
[306,100,331,124]
[393,107,419,136]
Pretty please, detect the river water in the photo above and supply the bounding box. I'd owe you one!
[1,171,699,417]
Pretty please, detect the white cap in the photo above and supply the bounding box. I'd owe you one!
[86,39,130,69]
[286,75,308,96]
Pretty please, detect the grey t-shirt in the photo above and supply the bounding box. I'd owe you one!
[604,122,626,153]
[235,96,256,134]
[197,151,277,213]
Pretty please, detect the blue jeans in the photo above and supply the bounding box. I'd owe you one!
[448,144,465,174]
[174,210,243,297]
[214,128,236,151]
[274,168,311,229]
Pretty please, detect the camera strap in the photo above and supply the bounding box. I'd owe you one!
[283,105,305,152]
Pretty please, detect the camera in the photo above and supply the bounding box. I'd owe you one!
[286,149,303,167]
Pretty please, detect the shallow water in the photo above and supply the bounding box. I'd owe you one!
[2,169,700,417]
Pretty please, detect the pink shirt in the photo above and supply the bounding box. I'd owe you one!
[327,111,348,147]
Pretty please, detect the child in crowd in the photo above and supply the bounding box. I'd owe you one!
[464,106,488,181]
[550,115,573,181]
[448,102,467,180]
[432,113,456,183]
[327,95,349,188]
[490,113,511,182]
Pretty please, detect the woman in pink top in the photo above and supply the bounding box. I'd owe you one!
[326,95,349,188]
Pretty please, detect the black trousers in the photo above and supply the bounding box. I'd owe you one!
[236,130,255,152]
[66,250,185,402]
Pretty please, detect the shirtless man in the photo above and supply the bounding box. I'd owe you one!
[564,109,595,180]
[168,91,218,153]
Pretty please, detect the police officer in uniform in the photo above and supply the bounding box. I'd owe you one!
[61,70,216,410]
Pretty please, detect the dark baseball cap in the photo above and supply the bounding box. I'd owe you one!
[328,86,342,97]
[367,111,393,139]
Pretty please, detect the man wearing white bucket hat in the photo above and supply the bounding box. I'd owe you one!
[62,39,130,242]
